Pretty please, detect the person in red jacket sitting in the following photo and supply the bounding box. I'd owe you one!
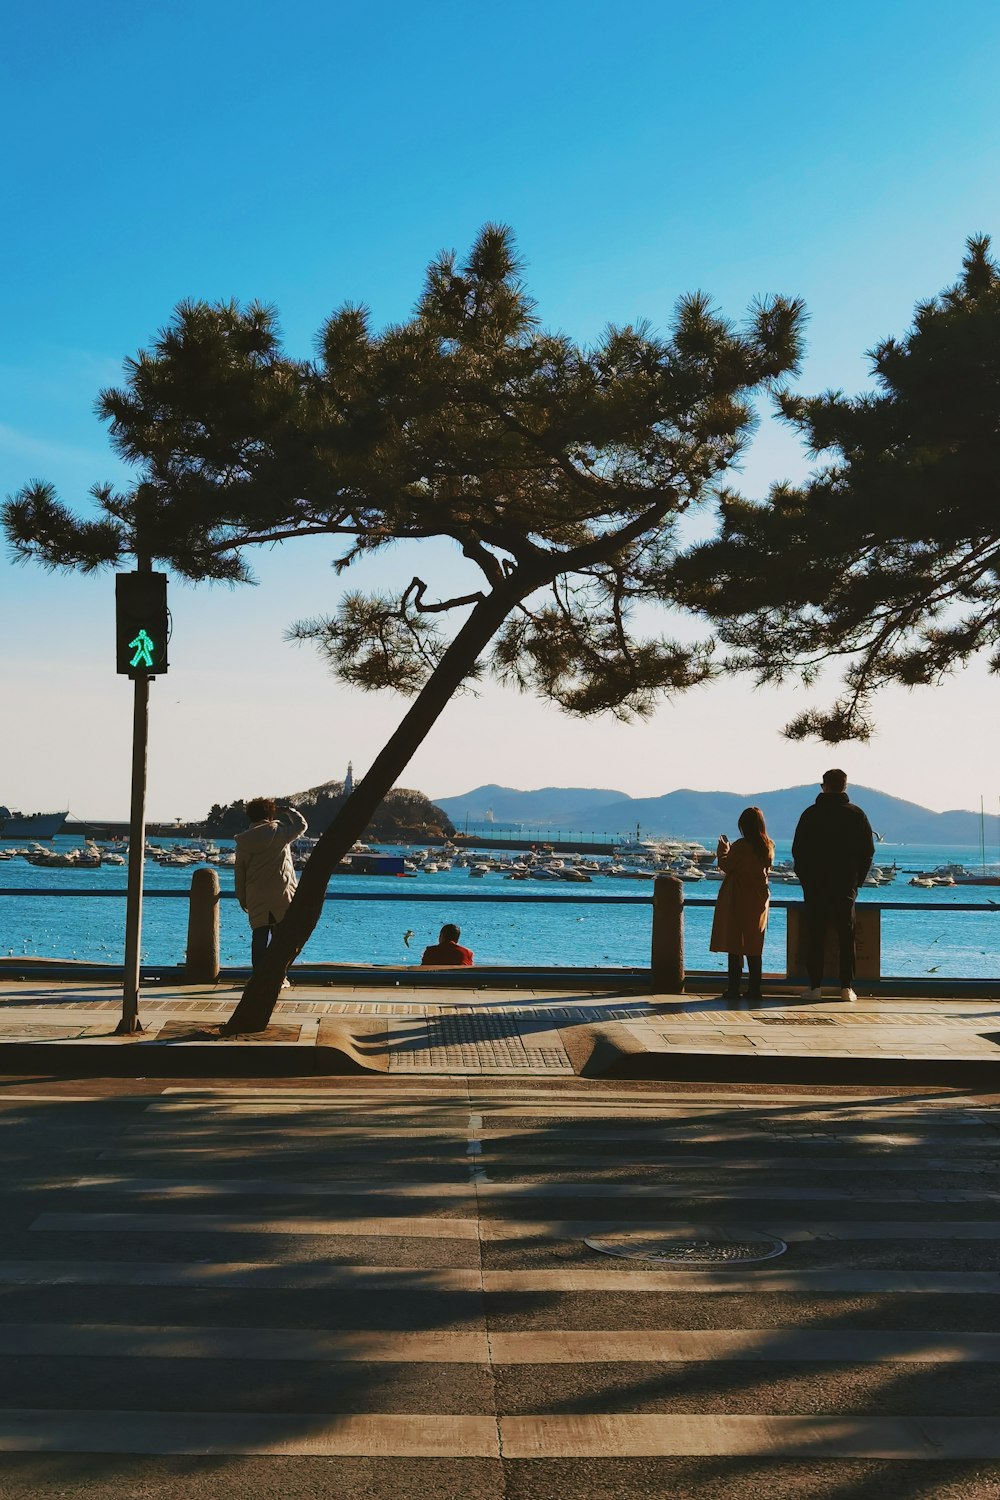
[421,923,474,966]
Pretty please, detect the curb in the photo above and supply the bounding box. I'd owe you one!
[0,1019,997,1086]
[565,1022,1000,1087]
[0,1017,392,1079]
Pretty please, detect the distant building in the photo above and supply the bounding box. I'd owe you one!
[344,761,354,798]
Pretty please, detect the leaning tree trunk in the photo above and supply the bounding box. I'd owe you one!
[221,583,524,1032]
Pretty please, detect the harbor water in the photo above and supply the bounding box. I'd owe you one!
[1,836,998,978]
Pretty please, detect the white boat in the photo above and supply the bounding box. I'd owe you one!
[26,841,102,869]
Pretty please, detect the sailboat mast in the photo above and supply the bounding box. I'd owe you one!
[980,795,987,875]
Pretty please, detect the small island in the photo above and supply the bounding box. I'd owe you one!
[201,770,454,846]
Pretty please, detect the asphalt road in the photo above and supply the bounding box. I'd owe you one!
[0,1072,998,1499]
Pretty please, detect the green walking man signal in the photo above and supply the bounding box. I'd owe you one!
[128,629,156,670]
[116,571,169,677]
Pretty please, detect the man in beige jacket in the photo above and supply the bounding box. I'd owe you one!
[234,798,309,974]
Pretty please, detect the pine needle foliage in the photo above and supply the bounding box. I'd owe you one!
[3,225,803,721]
[675,235,1000,742]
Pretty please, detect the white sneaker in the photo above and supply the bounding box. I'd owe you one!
[840,987,857,1002]
[280,978,291,991]
[800,986,822,999]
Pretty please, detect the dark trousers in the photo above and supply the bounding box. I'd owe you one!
[251,912,277,971]
[803,887,857,987]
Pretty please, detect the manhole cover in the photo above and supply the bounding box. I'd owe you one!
[585,1226,787,1265]
[756,1016,835,1025]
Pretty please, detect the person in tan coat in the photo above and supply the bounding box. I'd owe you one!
[709,806,774,1000]
[234,797,309,975]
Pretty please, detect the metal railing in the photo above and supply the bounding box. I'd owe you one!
[3,887,994,911]
[0,883,996,988]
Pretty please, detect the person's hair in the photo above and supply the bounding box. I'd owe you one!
[738,806,774,867]
[822,768,848,793]
[246,796,277,822]
[440,923,461,943]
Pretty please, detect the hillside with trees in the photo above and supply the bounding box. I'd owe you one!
[203,782,454,841]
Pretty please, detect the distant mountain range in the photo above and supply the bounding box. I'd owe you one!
[434,783,1000,846]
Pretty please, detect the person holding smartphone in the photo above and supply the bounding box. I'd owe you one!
[709,806,774,999]
[234,797,309,978]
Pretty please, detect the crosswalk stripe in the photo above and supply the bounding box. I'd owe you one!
[0,1410,993,1458]
[483,1267,1000,1293]
[0,1323,996,1363]
[158,1087,990,1105]
[150,1100,970,1119]
[0,1324,487,1361]
[31,1211,1000,1241]
[488,1329,1000,1362]
[140,1099,991,1119]
[141,1103,481,1116]
[484,1217,1000,1242]
[120,1127,472,1141]
[117,1122,1000,1140]
[95,1145,1000,1173]
[65,1174,1000,1205]
[478,1183,1000,1202]
[0,1261,484,1289]
[71,1176,477,1199]
[31,1212,481,1238]
[1,1261,998,1293]
[0,1410,499,1457]
[499,1414,997,1459]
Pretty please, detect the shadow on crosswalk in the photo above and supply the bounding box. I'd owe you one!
[0,1080,996,1495]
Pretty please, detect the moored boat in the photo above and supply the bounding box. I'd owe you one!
[0,808,68,840]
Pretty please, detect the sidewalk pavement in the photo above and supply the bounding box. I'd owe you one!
[0,975,997,1084]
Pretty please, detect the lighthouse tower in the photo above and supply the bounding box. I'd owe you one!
[343,761,354,798]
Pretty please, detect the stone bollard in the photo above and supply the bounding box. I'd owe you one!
[185,866,220,983]
[651,874,684,993]
[785,902,881,982]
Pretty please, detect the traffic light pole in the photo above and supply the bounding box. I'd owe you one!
[118,561,152,1035]
[118,669,148,1032]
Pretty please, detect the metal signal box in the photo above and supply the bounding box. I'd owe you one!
[115,571,169,677]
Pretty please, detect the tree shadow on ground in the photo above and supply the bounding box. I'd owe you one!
[0,1077,997,1497]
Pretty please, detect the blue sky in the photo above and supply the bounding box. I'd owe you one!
[2,0,998,818]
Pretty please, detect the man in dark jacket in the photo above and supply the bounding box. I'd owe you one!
[792,770,875,1001]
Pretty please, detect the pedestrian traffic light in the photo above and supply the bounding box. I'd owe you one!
[115,571,169,677]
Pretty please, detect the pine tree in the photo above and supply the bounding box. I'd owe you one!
[676,235,1000,742]
[3,226,803,1030]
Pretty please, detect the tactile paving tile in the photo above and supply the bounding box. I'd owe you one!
[316,1001,654,1022]
[0,1023,109,1039]
[388,1014,573,1072]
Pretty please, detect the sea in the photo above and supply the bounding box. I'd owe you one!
[1,834,998,980]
